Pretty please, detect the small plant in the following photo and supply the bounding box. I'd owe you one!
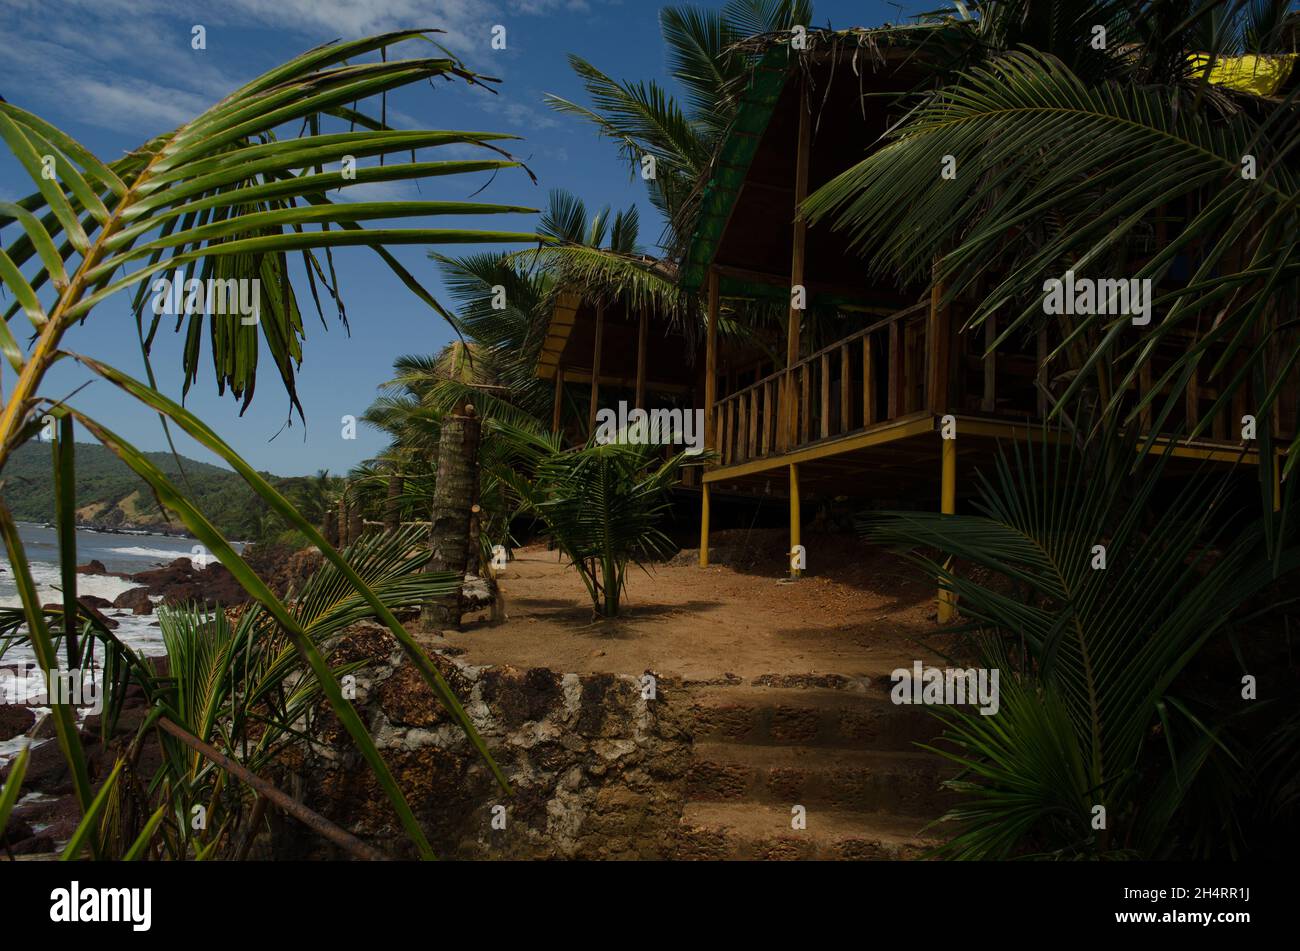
[497,423,697,617]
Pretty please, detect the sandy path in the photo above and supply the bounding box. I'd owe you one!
[443,536,964,683]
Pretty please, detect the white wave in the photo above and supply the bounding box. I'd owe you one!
[107,545,194,561]
[0,559,142,607]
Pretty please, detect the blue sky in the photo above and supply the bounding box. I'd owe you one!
[1,0,931,476]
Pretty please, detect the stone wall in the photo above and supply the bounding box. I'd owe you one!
[271,622,693,860]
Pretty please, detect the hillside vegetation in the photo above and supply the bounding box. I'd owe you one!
[2,440,318,540]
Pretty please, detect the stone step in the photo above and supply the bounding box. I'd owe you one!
[686,685,943,751]
[687,742,958,815]
[674,801,944,860]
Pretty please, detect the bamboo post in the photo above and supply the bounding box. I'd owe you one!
[635,306,648,409]
[938,438,957,623]
[588,303,604,440]
[699,482,711,567]
[705,269,719,453]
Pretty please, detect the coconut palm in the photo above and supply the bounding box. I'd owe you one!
[493,421,697,617]
[546,0,812,253]
[136,526,460,860]
[863,423,1300,858]
[0,30,538,859]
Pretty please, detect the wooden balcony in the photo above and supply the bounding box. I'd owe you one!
[707,300,1288,477]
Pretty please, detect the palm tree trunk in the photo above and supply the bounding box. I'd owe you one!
[384,473,403,532]
[420,407,482,630]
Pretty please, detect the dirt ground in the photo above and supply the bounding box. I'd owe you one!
[444,529,969,683]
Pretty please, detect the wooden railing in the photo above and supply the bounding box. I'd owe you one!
[712,304,928,467]
[710,306,1296,470]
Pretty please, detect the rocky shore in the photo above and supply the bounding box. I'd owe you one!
[1,545,324,857]
[75,543,325,614]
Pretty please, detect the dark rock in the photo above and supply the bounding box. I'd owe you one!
[75,559,107,575]
[378,664,444,728]
[8,834,54,855]
[0,816,34,844]
[576,673,637,737]
[112,587,153,615]
[480,666,563,729]
[0,704,35,740]
[79,595,113,609]
[1,736,72,794]
[130,558,245,607]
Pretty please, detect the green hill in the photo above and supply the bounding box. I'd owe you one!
[2,440,311,540]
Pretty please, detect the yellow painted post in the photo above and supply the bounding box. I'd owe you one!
[789,463,801,580]
[700,482,712,567]
[938,437,957,622]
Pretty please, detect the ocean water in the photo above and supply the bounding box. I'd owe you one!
[1,524,244,764]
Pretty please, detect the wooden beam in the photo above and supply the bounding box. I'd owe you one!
[588,302,604,439]
[748,389,759,458]
[926,269,951,415]
[800,364,811,445]
[887,320,902,419]
[702,412,935,483]
[841,344,852,433]
[820,352,831,439]
[728,398,737,464]
[737,393,748,463]
[546,369,689,394]
[635,307,648,409]
[552,365,565,436]
[786,79,811,448]
[706,269,719,453]
[761,380,772,456]
[863,335,875,426]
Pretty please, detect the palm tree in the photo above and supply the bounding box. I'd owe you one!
[494,421,696,618]
[0,30,534,859]
[863,423,1300,858]
[546,0,812,254]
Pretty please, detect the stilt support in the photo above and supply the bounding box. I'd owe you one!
[789,463,801,580]
[938,436,957,622]
[700,483,712,567]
